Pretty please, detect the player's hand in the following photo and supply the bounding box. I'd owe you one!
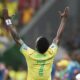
[58,7,69,18]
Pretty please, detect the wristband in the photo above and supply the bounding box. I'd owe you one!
[5,19,12,26]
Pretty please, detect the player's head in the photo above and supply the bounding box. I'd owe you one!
[35,36,49,54]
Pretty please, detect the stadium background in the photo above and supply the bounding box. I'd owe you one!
[0,0,80,80]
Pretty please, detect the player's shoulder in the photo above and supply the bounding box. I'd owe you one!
[49,42,58,49]
[20,43,33,52]
[47,43,58,55]
[20,43,29,50]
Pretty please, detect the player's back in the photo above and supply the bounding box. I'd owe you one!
[27,50,54,80]
[20,43,58,80]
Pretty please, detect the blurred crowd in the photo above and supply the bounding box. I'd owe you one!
[0,63,27,80]
[52,36,80,80]
[0,0,47,54]
[0,0,47,26]
[0,0,80,80]
[52,48,80,80]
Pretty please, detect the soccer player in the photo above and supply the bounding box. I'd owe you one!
[3,7,69,80]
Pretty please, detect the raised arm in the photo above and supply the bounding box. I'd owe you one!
[53,7,69,45]
[3,8,24,46]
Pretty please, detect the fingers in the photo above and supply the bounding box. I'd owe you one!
[64,7,69,14]
[58,7,69,18]
[58,7,69,15]
[65,7,69,11]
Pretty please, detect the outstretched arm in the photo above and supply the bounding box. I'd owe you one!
[3,8,24,46]
[8,25,24,45]
[53,7,69,45]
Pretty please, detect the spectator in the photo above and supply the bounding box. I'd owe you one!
[22,6,34,25]
[18,0,34,26]
[8,66,16,80]
[63,50,80,80]
[3,0,18,17]
[16,66,27,80]
[54,59,69,80]
[0,62,9,80]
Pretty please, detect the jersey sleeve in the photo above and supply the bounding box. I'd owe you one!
[20,43,30,57]
[49,43,58,56]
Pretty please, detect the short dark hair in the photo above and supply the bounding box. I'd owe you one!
[36,36,49,54]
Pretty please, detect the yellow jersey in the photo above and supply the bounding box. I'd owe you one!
[16,71,27,80]
[0,2,18,17]
[20,43,58,80]
[9,70,16,80]
[6,2,18,17]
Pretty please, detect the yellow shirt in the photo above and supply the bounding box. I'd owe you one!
[6,2,18,17]
[20,43,58,80]
[9,70,16,80]
[16,71,27,80]
[0,2,18,17]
